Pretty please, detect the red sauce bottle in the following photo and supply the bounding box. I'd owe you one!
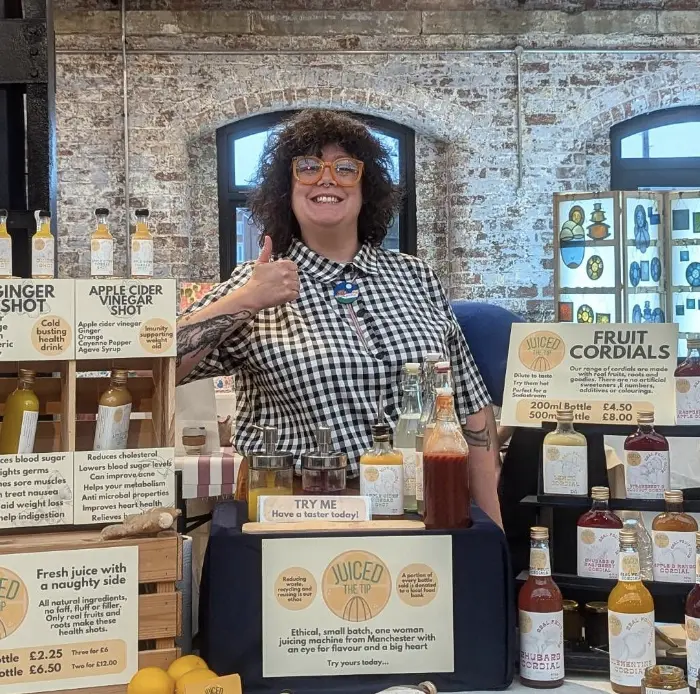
[577,486,623,579]
[519,526,564,689]
[676,338,700,425]
[623,411,669,500]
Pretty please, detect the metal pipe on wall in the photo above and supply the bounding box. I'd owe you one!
[514,45,524,191]
[56,48,700,55]
[121,0,131,273]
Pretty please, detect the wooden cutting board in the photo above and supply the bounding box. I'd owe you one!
[242,520,425,534]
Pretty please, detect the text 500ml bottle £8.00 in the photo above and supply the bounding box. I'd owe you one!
[577,486,623,579]
[623,411,670,500]
[93,369,132,451]
[0,370,39,454]
[651,489,697,583]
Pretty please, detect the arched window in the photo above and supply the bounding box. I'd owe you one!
[216,111,416,279]
[610,106,700,190]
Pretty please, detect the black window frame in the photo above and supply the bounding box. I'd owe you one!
[610,106,700,191]
[216,110,417,280]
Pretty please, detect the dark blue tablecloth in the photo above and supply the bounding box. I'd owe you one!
[200,501,515,693]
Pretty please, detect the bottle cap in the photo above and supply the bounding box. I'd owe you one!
[591,486,610,501]
[619,528,637,546]
[696,531,700,546]
[371,423,390,439]
[424,353,442,362]
[135,208,150,217]
[562,599,579,612]
[249,425,294,470]
[419,684,437,694]
[584,601,608,614]
[404,363,420,375]
[637,410,654,424]
[95,208,109,216]
[687,339,700,350]
[530,526,548,540]
[664,489,683,504]
[182,426,206,437]
[556,409,574,422]
[111,368,128,385]
[0,209,6,217]
[18,368,36,381]
[39,210,50,218]
[435,361,450,373]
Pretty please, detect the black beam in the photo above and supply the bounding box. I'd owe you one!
[0,19,47,84]
[0,85,26,209]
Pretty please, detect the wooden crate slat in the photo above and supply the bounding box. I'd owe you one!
[61,360,76,452]
[77,358,155,372]
[138,647,180,670]
[138,591,180,640]
[75,376,154,414]
[0,361,65,374]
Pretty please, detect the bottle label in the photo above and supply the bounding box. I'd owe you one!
[91,238,114,277]
[624,449,670,499]
[0,237,11,276]
[619,550,641,581]
[518,609,564,682]
[529,548,551,577]
[645,689,688,694]
[677,376,700,425]
[17,410,39,454]
[652,530,696,583]
[542,444,588,495]
[415,451,424,502]
[360,464,404,516]
[131,238,154,277]
[697,552,700,583]
[93,404,132,451]
[577,527,620,579]
[686,615,700,687]
[608,610,655,687]
[398,448,416,497]
[32,236,54,277]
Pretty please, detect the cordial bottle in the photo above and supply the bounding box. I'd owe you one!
[676,339,700,425]
[91,207,114,278]
[651,489,698,583]
[623,411,670,500]
[0,369,39,454]
[577,486,623,579]
[542,409,588,495]
[93,369,133,451]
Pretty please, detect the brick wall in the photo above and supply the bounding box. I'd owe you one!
[54,4,700,319]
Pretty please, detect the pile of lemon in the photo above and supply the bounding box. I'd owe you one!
[127,654,219,694]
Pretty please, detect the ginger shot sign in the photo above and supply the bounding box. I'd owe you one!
[501,323,677,427]
[261,535,453,678]
[0,280,74,361]
[75,279,176,359]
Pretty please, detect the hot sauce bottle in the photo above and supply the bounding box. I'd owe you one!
[651,489,698,583]
[684,532,700,690]
[542,409,588,495]
[623,411,670,500]
[577,486,623,579]
[608,529,655,694]
[676,339,700,425]
[518,526,564,689]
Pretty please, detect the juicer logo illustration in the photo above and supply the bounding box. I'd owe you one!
[687,619,700,642]
[322,550,391,622]
[518,331,566,372]
[654,533,669,549]
[0,567,29,639]
[580,530,596,545]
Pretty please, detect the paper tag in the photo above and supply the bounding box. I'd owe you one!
[93,403,132,451]
[32,236,54,277]
[677,376,700,425]
[624,449,670,499]
[131,239,154,278]
[17,410,39,454]
[608,610,655,686]
[398,447,416,497]
[529,547,551,577]
[577,526,620,579]
[91,238,114,277]
[519,609,564,681]
[415,450,424,502]
[257,495,371,523]
[652,530,696,583]
[183,674,242,694]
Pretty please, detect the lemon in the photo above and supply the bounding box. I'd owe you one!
[127,667,175,694]
[175,669,218,694]
[166,655,209,682]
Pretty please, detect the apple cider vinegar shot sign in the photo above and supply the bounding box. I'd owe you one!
[75,279,176,359]
[501,323,678,427]
[0,280,74,360]
[0,545,138,694]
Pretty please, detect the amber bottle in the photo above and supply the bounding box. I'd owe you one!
[651,489,698,583]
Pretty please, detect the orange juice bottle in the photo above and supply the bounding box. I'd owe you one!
[131,209,153,278]
[91,207,114,278]
[0,209,11,278]
[360,423,404,520]
[31,210,54,279]
[0,370,39,454]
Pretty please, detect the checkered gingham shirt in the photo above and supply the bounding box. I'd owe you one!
[181,239,491,475]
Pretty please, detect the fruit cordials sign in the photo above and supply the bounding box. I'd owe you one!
[0,546,138,693]
[261,535,453,678]
[501,323,678,427]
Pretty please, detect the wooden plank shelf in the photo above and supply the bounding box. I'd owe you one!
[521,494,700,513]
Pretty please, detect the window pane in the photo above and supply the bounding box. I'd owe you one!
[236,207,262,263]
[382,217,400,252]
[621,122,700,159]
[234,130,272,186]
[370,129,400,183]
[621,132,643,158]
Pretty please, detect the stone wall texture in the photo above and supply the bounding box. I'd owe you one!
[53,4,700,319]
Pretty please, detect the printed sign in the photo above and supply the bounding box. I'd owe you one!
[0,453,73,529]
[257,496,371,523]
[262,535,453,678]
[0,546,138,693]
[0,280,74,361]
[75,279,176,359]
[73,448,175,524]
[501,323,677,427]
[183,673,242,694]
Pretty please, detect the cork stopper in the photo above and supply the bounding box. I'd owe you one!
[18,369,35,387]
[530,526,549,540]
[687,338,700,350]
[135,208,150,218]
[556,409,574,422]
[664,489,683,504]
[110,368,128,386]
[371,423,390,441]
[95,208,109,217]
[637,410,655,425]
[620,528,638,548]
[591,486,610,501]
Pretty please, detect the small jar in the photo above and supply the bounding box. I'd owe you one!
[182,426,206,455]
[642,665,688,694]
[584,601,608,649]
[563,599,583,646]
[247,426,294,522]
[301,426,347,494]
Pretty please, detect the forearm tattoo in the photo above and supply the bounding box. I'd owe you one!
[176,311,252,367]
[463,424,492,451]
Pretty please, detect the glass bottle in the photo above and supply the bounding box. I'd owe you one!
[651,489,698,583]
[94,368,132,451]
[676,339,700,425]
[301,425,347,494]
[518,526,564,689]
[684,532,700,690]
[608,529,655,694]
[395,363,422,513]
[360,423,404,520]
[0,209,11,278]
[91,207,114,278]
[415,352,441,516]
[618,514,654,582]
[131,208,154,279]
[542,409,588,495]
[641,665,687,694]
[423,374,470,530]
[577,486,623,579]
[623,411,670,500]
[0,369,39,454]
[31,209,54,279]
[247,426,294,522]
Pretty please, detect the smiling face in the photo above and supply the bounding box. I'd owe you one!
[291,144,363,237]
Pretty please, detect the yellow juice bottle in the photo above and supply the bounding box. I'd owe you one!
[360,423,404,520]
[31,210,54,279]
[131,208,153,279]
[94,369,132,451]
[91,207,114,278]
[0,209,12,278]
[0,369,40,454]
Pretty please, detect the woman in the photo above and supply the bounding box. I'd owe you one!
[177,110,502,526]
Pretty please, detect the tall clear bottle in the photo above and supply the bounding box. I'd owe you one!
[31,210,54,279]
[684,532,700,690]
[131,209,154,279]
[676,339,700,425]
[415,352,441,516]
[577,486,623,579]
[0,209,11,278]
[542,409,588,495]
[518,526,564,689]
[91,207,114,278]
[651,489,698,583]
[0,369,39,454]
[608,529,655,694]
[623,411,670,500]
[396,363,422,513]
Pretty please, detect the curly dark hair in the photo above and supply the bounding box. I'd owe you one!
[248,109,402,255]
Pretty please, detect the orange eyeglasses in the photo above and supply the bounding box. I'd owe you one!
[292,156,364,187]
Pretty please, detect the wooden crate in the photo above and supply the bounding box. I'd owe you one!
[0,529,182,694]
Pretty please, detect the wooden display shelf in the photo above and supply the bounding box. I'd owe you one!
[0,529,183,694]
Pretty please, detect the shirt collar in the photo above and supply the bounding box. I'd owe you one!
[285,238,378,283]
